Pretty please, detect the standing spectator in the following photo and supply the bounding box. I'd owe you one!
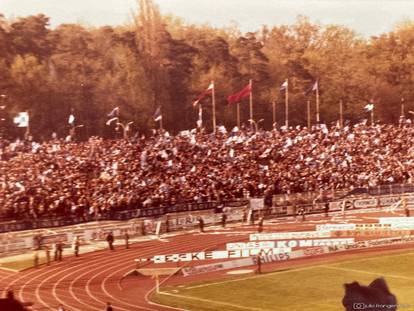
[124,232,129,249]
[106,302,113,311]
[106,232,114,250]
[73,236,80,257]
[45,245,51,266]
[257,217,264,233]
[250,209,255,225]
[165,215,170,233]
[221,213,227,228]
[256,250,264,274]
[298,207,306,221]
[33,251,39,268]
[198,217,204,233]
[324,202,330,218]
[57,242,63,261]
[53,243,58,261]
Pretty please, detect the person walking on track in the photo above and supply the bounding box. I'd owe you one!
[73,236,80,257]
[221,213,227,228]
[124,232,129,249]
[198,217,205,233]
[106,232,115,250]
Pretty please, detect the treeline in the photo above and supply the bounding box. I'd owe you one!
[1,0,414,139]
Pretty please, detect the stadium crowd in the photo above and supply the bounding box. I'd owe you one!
[1,121,413,221]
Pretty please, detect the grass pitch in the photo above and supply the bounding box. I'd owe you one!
[153,251,414,311]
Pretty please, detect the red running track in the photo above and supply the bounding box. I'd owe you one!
[0,228,263,311]
[0,210,412,311]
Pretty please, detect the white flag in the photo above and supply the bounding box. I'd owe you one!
[68,114,75,125]
[364,103,374,111]
[13,112,29,127]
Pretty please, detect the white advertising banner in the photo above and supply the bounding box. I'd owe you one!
[226,238,354,250]
[316,224,357,231]
[353,198,377,208]
[137,247,292,264]
[250,231,331,241]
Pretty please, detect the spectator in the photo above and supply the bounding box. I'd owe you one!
[106,232,114,250]
[1,123,414,224]
[106,302,113,311]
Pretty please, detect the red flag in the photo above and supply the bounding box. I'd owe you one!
[227,84,251,105]
[192,82,214,107]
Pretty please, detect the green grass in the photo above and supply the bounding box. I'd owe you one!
[0,257,47,272]
[152,251,414,311]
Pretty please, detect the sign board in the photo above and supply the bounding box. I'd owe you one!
[250,231,331,241]
[137,248,291,264]
[353,198,377,208]
[316,224,357,231]
[227,239,354,250]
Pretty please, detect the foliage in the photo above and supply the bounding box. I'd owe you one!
[0,4,414,139]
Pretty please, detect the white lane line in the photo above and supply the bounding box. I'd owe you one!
[185,264,321,290]
[321,265,414,281]
[158,291,270,311]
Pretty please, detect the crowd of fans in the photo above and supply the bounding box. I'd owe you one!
[1,120,414,221]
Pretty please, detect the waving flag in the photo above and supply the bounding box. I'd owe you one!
[13,112,29,127]
[154,106,162,122]
[68,114,75,125]
[107,107,119,118]
[280,80,288,91]
[106,117,118,126]
[192,82,214,107]
[364,103,374,111]
[227,84,251,105]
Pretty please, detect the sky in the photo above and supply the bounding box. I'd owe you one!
[1,0,414,37]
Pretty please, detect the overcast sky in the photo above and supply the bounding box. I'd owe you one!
[1,0,414,37]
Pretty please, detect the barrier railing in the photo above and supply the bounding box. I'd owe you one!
[0,200,247,233]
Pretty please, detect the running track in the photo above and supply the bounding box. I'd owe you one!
[0,210,413,311]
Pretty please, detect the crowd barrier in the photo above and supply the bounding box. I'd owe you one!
[0,205,247,255]
[0,200,245,234]
[2,191,414,255]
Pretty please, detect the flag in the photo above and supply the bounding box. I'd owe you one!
[192,82,214,107]
[154,106,162,122]
[364,103,374,111]
[106,117,118,126]
[227,84,251,105]
[13,112,29,127]
[68,114,75,125]
[280,80,288,91]
[305,81,318,95]
[312,81,318,91]
[197,105,203,128]
[107,107,119,118]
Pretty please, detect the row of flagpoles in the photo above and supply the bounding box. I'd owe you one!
[10,79,390,138]
[187,79,320,131]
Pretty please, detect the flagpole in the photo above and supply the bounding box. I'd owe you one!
[159,109,163,130]
[249,79,253,125]
[316,83,320,124]
[198,103,203,130]
[339,99,343,128]
[25,112,30,140]
[371,107,374,126]
[307,100,311,129]
[272,99,276,127]
[285,79,289,127]
[212,80,216,133]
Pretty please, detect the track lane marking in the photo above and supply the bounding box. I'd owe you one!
[158,291,270,311]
